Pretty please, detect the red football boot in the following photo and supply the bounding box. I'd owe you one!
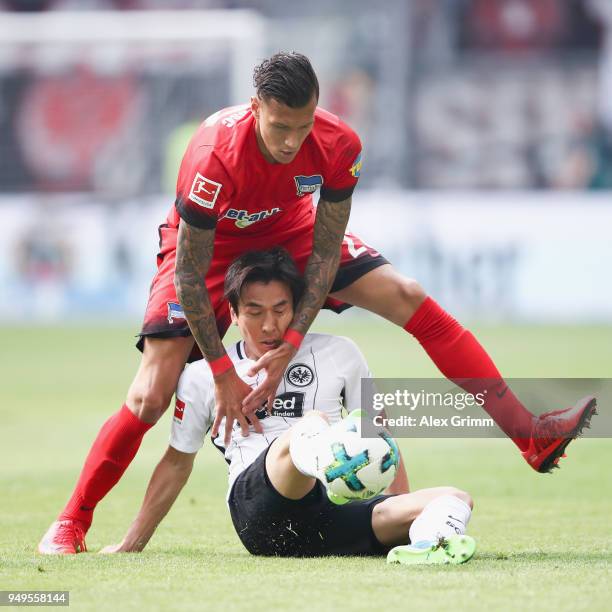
[522,396,597,473]
[38,520,88,554]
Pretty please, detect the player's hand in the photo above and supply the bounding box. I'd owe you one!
[98,542,133,554]
[242,342,296,415]
[212,368,262,445]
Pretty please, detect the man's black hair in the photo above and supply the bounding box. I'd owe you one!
[224,247,305,313]
[253,51,319,108]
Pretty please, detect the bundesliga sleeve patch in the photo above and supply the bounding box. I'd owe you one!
[188,173,222,209]
[349,153,363,178]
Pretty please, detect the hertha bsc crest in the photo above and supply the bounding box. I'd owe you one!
[294,175,323,197]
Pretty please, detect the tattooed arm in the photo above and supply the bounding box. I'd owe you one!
[174,221,223,360]
[290,195,352,334]
[242,196,352,412]
[174,220,261,443]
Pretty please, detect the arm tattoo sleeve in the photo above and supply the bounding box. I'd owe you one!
[291,195,352,334]
[174,221,225,361]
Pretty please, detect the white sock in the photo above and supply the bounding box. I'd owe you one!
[408,494,472,544]
[289,413,330,477]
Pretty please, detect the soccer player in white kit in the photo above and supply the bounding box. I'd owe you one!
[101,248,476,563]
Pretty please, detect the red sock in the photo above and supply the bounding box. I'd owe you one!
[404,297,533,450]
[59,405,153,530]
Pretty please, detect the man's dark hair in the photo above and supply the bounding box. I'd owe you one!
[253,51,319,108]
[224,247,305,313]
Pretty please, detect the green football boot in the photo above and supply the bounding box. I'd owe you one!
[386,535,476,565]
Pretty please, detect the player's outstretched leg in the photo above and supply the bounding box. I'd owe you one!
[381,490,476,566]
[38,336,193,554]
[331,264,597,473]
[265,412,326,501]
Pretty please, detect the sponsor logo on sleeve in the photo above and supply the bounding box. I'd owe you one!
[349,152,362,178]
[294,174,323,197]
[188,172,222,209]
[173,398,186,424]
[285,363,315,387]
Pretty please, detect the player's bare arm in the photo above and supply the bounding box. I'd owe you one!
[174,220,223,359]
[100,447,195,553]
[293,195,352,333]
[243,196,351,413]
[175,220,261,442]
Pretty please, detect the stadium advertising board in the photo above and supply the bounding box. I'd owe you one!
[0,192,609,322]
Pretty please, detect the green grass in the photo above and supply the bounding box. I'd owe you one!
[1,315,611,611]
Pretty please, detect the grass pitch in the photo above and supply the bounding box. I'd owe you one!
[1,315,611,611]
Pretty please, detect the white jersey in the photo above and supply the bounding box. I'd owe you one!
[169,333,370,490]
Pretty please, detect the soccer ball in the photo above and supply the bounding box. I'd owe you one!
[316,416,400,502]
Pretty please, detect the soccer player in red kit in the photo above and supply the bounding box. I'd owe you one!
[39,52,596,554]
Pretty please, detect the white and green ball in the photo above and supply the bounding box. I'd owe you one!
[316,417,400,501]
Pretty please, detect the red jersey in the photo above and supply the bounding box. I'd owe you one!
[169,104,362,236]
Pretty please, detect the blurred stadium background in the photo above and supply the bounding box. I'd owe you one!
[1,0,612,325]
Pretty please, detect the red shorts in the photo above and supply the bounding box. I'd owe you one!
[137,219,388,360]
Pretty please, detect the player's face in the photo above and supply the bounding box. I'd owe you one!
[251,95,317,164]
[230,280,294,360]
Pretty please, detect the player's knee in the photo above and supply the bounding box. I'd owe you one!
[128,388,172,424]
[456,489,474,510]
[379,273,427,324]
[371,502,392,530]
[442,486,474,510]
[372,499,413,532]
[396,277,426,309]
